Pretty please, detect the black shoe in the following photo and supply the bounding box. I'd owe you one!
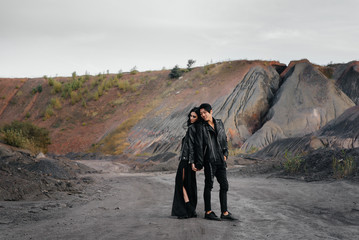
[220,212,238,221]
[204,211,221,221]
[185,202,197,218]
[177,215,188,219]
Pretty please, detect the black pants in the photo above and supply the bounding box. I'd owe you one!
[204,162,228,213]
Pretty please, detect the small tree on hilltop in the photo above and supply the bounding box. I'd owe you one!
[187,59,196,71]
[169,65,183,79]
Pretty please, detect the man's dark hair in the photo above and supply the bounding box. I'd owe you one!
[199,103,212,113]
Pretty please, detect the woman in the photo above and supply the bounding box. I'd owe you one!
[171,107,200,219]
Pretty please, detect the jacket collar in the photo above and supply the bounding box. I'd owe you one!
[204,117,217,133]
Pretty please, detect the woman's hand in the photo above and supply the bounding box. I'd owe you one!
[191,163,198,172]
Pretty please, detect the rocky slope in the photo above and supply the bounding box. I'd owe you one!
[335,61,359,105]
[214,66,281,147]
[0,59,358,161]
[253,105,359,160]
[240,61,355,152]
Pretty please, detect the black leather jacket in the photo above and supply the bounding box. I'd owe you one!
[195,118,229,169]
[179,124,197,164]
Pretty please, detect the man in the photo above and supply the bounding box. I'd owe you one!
[195,103,237,221]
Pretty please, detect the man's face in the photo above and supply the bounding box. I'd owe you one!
[200,108,212,122]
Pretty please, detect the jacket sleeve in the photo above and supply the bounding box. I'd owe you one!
[194,123,204,170]
[220,120,229,159]
[187,125,195,164]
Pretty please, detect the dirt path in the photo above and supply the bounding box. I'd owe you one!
[21,92,39,120]
[0,79,27,118]
[1,160,359,240]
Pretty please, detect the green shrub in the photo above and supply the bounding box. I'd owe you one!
[333,154,356,179]
[48,78,54,86]
[130,66,138,75]
[61,83,72,98]
[283,151,304,174]
[70,91,80,105]
[93,92,99,101]
[169,65,184,79]
[90,79,99,89]
[97,83,104,96]
[110,98,125,106]
[44,105,54,120]
[50,97,62,109]
[71,78,81,90]
[1,121,51,154]
[52,80,62,94]
[81,98,87,108]
[31,84,42,94]
[117,80,130,91]
[37,85,42,93]
[104,79,113,90]
[129,83,140,92]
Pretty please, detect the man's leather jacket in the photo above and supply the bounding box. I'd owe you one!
[195,118,229,169]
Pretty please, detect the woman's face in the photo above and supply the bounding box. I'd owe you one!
[190,112,198,124]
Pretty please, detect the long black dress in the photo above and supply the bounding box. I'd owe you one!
[171,124,197,218]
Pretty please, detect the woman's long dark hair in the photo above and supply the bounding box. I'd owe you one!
[186,107,201,127]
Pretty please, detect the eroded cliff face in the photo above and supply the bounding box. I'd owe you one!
[125,63,282,156]
[335,61,359,105]
[214,66,281,147]
[252,105,359,160]
[240,62,355,152]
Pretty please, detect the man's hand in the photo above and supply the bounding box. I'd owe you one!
[191,163,198,172]
[224,156,227,161]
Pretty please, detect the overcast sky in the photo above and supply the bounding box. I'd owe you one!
[1,0,358,78]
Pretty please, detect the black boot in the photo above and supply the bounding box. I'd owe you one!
[185,202,197,218]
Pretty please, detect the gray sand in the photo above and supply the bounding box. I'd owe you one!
[1,160,359,240]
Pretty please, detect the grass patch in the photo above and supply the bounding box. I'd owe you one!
[0,121,51,154]
[110,98,125,107]
[203,64,216,74]
[117,80,131,91]
[44,105,54,120]
[51,80,62,94]
[70,91,81,105]
[332,152,357,179]
[50,97,62,110]
[283,150,304,174]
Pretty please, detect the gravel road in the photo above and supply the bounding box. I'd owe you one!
[1,160,359,240]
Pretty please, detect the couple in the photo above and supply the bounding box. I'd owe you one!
[171,103,237,221]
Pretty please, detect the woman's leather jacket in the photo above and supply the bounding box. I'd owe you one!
[179,124,197,164]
